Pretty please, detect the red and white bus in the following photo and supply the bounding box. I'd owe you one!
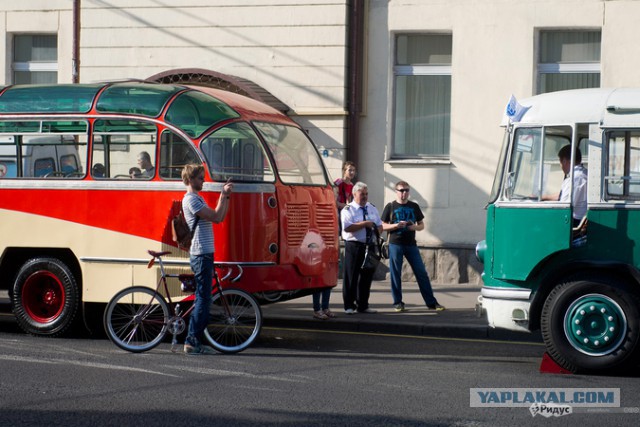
[0,82,339,336]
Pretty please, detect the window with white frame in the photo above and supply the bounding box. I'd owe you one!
[13,34,58,84]
[393,34,451,160]
[537,30,600,94]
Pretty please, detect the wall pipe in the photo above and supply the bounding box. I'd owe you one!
[346,0,364,168]
[72,0,81,83]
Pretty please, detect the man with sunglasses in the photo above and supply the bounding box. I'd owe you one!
[381,181,445,312]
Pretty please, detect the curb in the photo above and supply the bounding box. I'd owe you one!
[262,310,543,343]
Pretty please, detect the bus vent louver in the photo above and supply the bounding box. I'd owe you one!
[286,204,310,247]
[315,203,337,247]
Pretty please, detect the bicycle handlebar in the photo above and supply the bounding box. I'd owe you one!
[213,262,244,283]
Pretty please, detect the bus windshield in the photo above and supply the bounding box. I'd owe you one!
[488,130,509,204]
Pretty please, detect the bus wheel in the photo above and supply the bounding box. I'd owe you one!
[541,278,640,373]
[11,258,80,337]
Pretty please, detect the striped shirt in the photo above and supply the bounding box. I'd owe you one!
[182,192,214,255]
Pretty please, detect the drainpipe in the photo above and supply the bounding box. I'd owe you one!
[72,0,81,83]
[346,0,364,167]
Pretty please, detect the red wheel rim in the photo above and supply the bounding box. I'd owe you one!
[21,270,65,323]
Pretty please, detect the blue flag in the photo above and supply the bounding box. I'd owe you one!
[505,94,530,123]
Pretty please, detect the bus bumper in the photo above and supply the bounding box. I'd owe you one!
[481,286,532,333]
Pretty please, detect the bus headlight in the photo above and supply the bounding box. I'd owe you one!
[475,240,487,263]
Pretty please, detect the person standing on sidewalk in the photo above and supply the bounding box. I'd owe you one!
[335,161,357,211]
[310,161,357,319]
[341,181,382,314]
[334,160,357,235]
[182,164,233,354]
[381,181,445,312]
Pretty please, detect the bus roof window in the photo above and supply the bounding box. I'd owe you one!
[96,83,183,117]
[165,90,240,138]
[0,84,103,113]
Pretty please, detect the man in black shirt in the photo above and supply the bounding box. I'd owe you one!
[381,181,445,312]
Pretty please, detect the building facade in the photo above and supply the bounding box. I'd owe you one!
[3,0,640,283]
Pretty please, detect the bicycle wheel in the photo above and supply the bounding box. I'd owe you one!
[103,286,169,353]
[204,288,262,354]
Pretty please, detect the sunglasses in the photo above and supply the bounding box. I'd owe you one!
[396,189,409,193]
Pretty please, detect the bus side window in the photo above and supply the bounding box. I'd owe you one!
[200,122,274,182]
[92,135,107,178]
[606,131,640,199]
[159,131,200,180]
[22,134,86,179]
[202,137,267,182]
[93,119,157,179]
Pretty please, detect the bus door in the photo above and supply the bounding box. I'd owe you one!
[493,125,575,280]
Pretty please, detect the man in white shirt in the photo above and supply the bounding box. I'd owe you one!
[341,181,383,314]
[557,145,588,226]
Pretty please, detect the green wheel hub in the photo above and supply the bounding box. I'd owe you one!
[564,294,627,356]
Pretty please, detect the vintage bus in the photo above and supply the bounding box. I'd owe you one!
[477,88,640,373]
[0,82,338,336]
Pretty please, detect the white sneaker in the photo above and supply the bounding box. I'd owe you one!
[344,308,356,315]
[359,308,377,314]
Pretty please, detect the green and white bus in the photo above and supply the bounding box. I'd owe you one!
[477,88,640,373]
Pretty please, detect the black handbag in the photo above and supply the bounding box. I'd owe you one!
[361,227,383,270]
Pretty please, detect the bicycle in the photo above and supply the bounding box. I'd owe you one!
[103,250,262,354]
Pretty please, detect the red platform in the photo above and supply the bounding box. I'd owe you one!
[539,352,573,374]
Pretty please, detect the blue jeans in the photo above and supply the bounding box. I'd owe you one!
[186,253,213,347]
[388,243,437,306]
[313,288,332,311]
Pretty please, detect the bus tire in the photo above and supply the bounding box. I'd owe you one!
[11,257,80,337]
[541,278,640,373]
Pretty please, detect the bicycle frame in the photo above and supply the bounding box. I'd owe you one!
[147,251,243,321]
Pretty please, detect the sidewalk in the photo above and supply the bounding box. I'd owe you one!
[261,279,542,342]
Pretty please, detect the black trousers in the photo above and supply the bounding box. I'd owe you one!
[343,241,375,311]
